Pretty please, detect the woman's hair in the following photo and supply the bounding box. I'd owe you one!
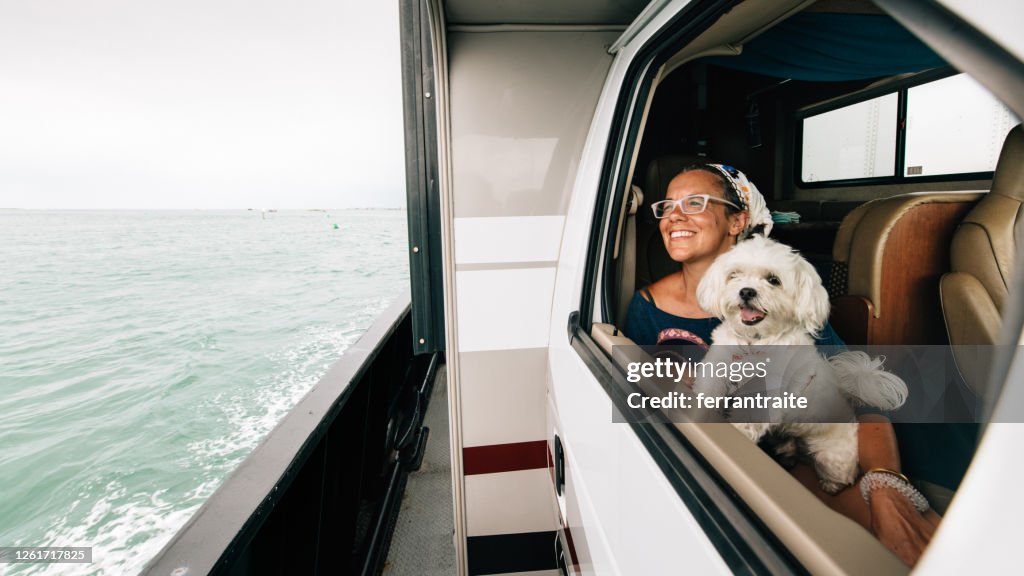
[676,163,767,238]
[676,164,744,215]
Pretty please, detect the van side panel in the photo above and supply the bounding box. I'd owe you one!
[545,0,739,570]
[446,30,619,574]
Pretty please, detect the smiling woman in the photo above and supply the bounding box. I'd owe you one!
[623,163,845,349]
[621,166,747,345]
[0,0,405,210]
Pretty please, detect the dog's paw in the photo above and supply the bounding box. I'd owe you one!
[733,422,769,443]
[818,478,850,495]
[770,436,798,468]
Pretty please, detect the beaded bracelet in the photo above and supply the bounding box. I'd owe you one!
[860,469,930,513]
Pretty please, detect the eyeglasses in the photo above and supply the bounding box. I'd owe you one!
[650,194,742,219]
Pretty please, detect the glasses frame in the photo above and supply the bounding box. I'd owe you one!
[650,194,742,219]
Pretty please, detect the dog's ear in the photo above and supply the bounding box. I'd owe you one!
[697,253,730,318]
[793,255,830,336]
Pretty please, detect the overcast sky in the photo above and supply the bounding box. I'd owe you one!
[0,1,406,209]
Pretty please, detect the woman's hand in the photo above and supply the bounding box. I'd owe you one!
[868,486,940,567]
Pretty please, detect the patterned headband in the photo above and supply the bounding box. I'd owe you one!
[706,163,774,239]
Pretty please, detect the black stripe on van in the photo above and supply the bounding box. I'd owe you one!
[467,531,558,575]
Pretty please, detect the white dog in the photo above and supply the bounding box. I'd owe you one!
[693,235,907,493]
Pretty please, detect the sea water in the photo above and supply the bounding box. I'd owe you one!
[0,209,409,575]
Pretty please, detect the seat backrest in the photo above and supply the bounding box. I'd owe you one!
[830,191,982,345]
[946,124,1024,315]
[941,124,1024,394]
[636,154,710,288]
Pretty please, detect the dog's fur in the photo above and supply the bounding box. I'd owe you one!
[694,235,907,493]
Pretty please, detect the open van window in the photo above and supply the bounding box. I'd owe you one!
[904,73,1019,177]
[799,72,1019,185]
[574,0,1023,572]
[801,92,899,182]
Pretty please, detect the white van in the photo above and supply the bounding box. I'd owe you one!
[405,0,1024,574]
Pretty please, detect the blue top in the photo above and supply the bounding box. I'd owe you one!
[622,290,846,347]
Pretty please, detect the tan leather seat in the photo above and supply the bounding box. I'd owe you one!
[830,192,982,345]
[829,191,985,515]
[941,124,1024,396]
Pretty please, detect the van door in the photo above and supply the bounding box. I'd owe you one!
[546,1,788,573]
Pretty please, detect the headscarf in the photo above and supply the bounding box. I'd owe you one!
[706,163,773,239]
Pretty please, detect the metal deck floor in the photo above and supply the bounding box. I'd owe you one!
[383,364,456,575]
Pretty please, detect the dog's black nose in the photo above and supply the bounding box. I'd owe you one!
[739,287,757,301]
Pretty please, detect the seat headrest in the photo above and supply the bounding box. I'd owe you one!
[991,124,1024,202]
[833,192,984,318]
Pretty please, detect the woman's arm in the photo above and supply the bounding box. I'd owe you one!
[857,413,940,567]
[812,325,939,564]
[793,414,940,566]
[857,413,901,471]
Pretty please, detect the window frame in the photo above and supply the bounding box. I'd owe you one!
[572,0,808,573]
[573,0,1024,571]
[794,67,1006,188]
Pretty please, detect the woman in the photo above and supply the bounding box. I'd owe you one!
[624,164,843,348]
[624,163,939,566]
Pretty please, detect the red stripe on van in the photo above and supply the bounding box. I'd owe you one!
[463,440,548,475]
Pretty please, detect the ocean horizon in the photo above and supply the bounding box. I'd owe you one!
[0,209,409,575]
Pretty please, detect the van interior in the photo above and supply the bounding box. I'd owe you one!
[592,0,1021,572]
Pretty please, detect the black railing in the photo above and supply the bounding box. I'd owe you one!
[143,294,439,576]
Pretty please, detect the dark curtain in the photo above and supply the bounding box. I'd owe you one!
[704,14,947,81]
